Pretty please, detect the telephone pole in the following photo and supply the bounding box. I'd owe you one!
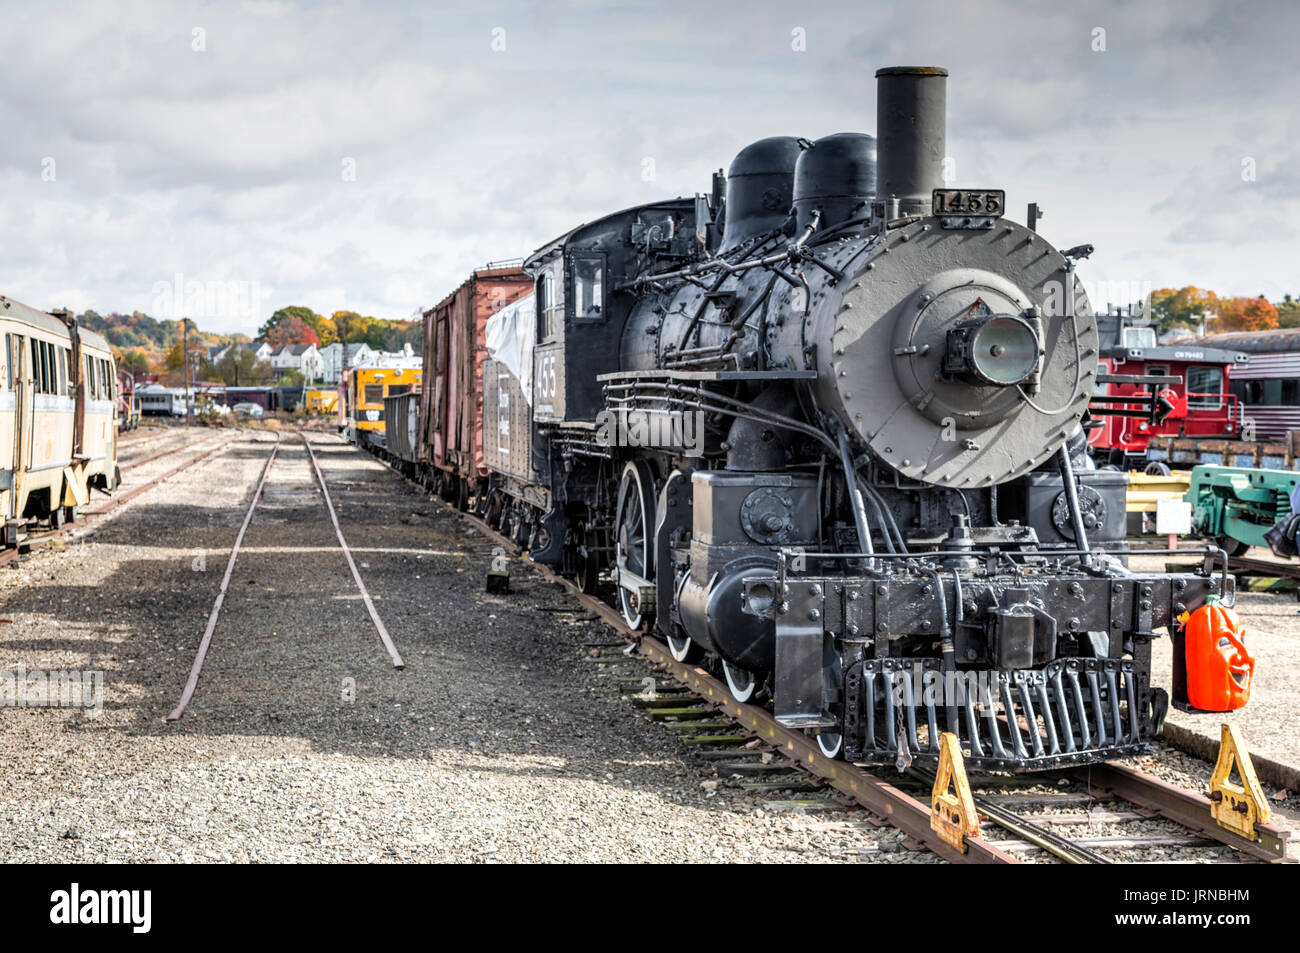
[182,317,191,425]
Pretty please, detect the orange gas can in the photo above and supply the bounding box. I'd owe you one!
[1180,597,1255,712]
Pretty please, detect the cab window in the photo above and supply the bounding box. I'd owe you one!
[1122,326,1157,349]
[572,254,605,321]
[1187,365,1223,410]
[364,384,383,404]
[537,271,558,340]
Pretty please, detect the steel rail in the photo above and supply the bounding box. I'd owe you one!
[167,434,283,721]
[357,436,1290,864]
[1230,554,1300,581]
[1072,762,1291,863]
[300,432,405,670]
[83,437,234,518]
[906,766,1110,864]
[118,432,222,472]
[1,434,236,569]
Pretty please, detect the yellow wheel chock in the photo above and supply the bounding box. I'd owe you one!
[1208,723,1272,842]
[930,732,980,853]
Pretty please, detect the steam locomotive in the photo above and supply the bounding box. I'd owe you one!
[409,66,1230,772]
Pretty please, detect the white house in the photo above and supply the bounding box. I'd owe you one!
[210,341,273,365]
[270,343,324,381]
[320,342,375,384]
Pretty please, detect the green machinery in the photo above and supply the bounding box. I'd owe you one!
[1185,464,1299,556]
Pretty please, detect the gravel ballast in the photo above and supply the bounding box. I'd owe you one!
[1,432,1294,862]
[0,432,929,863]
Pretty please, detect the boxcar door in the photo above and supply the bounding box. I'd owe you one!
[9,333,30,518]
[432,317,448,465]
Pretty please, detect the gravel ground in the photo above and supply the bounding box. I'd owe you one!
[1,432,1293,863]
[1127,551,1300,852]
[0,431,931,863]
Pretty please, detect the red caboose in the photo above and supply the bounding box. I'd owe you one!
[1087,312,1247,470]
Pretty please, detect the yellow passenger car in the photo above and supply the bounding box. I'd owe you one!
[344,358,422,448]
[1,296,119,543]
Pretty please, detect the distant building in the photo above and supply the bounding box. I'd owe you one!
[270,343,323,381]
[320,342,375,384]
[210,341,273,364]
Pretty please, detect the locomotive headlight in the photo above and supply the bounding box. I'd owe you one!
[943,313,1041,387]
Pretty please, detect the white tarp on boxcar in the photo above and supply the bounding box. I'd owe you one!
[484,292,535,404]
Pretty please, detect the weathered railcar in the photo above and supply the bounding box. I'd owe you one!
[1,296,119,543]
[139,385,186,417]
[117,370,141,430]
[381,390,422,477]
[1205,327,1300,463]
[416,264,533,505]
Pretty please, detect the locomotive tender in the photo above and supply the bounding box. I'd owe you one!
[442,67,1231,771]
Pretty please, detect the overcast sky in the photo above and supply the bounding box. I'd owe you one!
[0,0,1296,333]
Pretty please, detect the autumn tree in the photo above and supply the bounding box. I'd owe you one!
[1275,294,1300,329]
[309,313,337,346]
[117,348,151,378]
[1148,287,1220,332]
[164,321,206,371]
[1217,296,1279,333]
[263,314,320,348]
[261,307,326,347]
[331,310,370,344]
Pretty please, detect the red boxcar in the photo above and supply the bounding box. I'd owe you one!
[418,263,533,502]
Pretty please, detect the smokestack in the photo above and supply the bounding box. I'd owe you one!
[875,66,947,218]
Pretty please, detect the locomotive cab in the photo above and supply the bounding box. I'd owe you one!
[526,199,700,424]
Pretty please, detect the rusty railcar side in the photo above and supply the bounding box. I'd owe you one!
[418,264,532,486]
[382,390,422,468]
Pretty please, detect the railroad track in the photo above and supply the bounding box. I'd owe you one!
[1229,554,1300,582]
[166,431,403,721]
[355,437,1294,865]
[0,430,238,569]
[117,430,222,472]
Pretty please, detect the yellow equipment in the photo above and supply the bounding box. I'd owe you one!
[1126,469,1191,515]
[344,360,422,446]
[930,731,981,853]
[1208,722,1271,842]
[303,387,338,415]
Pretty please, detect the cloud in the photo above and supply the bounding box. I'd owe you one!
[0,0,1296,331]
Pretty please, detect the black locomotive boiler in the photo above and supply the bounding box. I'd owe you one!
[479,66,1227,771]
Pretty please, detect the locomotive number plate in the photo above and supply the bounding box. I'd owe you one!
[932,189,1005,217]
